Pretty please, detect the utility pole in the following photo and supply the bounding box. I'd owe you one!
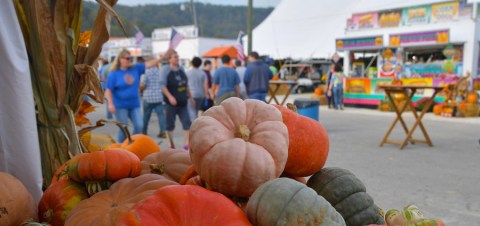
[190,0,198,36]
[247,0,253,55]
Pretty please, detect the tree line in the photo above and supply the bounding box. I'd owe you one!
[82,2,273,39]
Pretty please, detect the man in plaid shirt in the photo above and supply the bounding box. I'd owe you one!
[140,64,167,138]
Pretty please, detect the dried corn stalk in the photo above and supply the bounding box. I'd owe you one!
[13,0,126,187]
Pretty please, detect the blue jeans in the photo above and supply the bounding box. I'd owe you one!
[333,86,343,109]
[248,92,267,102]
[143,101,166,135]
[115,107,143,142]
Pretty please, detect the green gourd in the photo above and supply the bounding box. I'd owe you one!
[246,178,346,226]
[307,167,385,226]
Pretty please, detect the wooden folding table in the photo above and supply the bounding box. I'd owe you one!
[267,80,298,106]
[378,85,444,150]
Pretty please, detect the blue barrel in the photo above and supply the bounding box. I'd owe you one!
[294,98,320,121]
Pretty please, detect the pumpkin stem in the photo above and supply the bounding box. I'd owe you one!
[149,163,165,174]
[234,125,251,141]
[286,103,298,113]
[43,209,53,222]
[85,181,112,196]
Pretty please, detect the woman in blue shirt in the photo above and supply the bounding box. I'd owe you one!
[105,49,171,142]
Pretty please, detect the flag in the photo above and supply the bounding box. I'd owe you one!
[169,26,185,50]
[235,31,246,62]
[134,26,144,44]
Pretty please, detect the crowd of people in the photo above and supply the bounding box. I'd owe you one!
[100,49,276,150]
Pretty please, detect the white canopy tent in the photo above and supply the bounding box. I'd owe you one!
[0,1,43,202]
[249,0,460,59]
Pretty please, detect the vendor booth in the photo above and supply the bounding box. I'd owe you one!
[337,1,478,108]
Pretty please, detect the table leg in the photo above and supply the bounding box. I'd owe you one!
[280,85,294,106]
[404,90,440,148]
[267,84,281,105]
[380,90,412,147]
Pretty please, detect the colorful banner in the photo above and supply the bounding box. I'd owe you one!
[431,2,459,22]
[345,78,371,94]
[389,30,449,47]
[371,78,393,94]
[379,9,402,28]
[351,12,378,30]
[379,48,397,78]
[404,63,462,78]
[401,78,434,95]
[336,36,383,51]
[459,3,473,20]
[402,5,431,26]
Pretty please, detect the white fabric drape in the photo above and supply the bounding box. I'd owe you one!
[0,1,43,203]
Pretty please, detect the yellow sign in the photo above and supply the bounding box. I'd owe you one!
[432,2,459,22]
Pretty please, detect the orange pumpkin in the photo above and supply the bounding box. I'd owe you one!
[68,149,142,195]
[314,87,323,95]
[140,149,191,183]
[274,104,329,177]
[121,134,160,160]
[466,91,478,104]
[117,185,252,225]
[0,172,37,226]
[38,179,88,226]
[433,104,443,115]
[189,97,289,197]
[65,174,177,226]
[50,160,70,185]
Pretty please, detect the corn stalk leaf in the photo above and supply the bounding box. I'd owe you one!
[84,0,126,65]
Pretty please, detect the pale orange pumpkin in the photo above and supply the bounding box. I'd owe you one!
[65,174,177,226]
[0,172,37,226]
[140,149,191,183]
[189,97,289,197]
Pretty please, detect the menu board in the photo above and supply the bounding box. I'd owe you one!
[402,5,431,26]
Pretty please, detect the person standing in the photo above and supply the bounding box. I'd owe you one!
[243,52,273,101]
[100,57,114,119]
[329,63,345,110]
[244,51,273,101]
[326,63,335,109]
[140,63,167,138]
[160,50,194,150]
[235,59,248,99]
[186,57,209,119]
[212,54,241,105]
[105,49,170,142]
[202,60,214,111]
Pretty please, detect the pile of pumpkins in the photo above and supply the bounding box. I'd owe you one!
[433,91,479,117]
[0,97,441,226]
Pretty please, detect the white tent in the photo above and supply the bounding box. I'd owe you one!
[249,0,459,59]
[0,1,43,202]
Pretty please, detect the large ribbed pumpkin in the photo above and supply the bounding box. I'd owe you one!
[246,178,345,226]
[117,185,252,226]
[0,172,37,226]
[307,167,385,226]
[67,149,142,195]
[189,97,289,197]
[274,104,329,177]
[65,174,177,226]
[38,179,88,226]
[140,149,191,183]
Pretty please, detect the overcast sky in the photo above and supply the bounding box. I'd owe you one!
[116,0,281,8]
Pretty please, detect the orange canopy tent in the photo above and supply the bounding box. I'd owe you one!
[202,46,238,58]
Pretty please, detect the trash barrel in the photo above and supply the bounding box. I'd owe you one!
[294,98,320,121]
